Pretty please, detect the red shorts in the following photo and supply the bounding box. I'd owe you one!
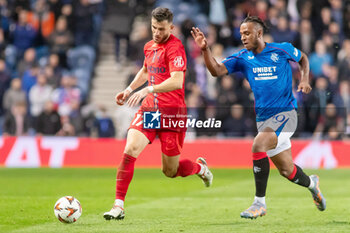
[129,110,185,156]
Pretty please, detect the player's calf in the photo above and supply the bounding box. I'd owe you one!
[162,167,178,178]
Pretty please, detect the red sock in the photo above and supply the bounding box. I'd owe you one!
[115,153,136,200]
[175,159,201,177]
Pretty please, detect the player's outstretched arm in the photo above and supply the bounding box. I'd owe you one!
[126,71,184,107]
[191,27,228,77]
[115,66,148,105]
[297,51,312,94]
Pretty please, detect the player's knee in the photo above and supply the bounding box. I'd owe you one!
[124,145,140,157]
[278,167,292,178]
[252,133,277,153]
[162,167,177,178]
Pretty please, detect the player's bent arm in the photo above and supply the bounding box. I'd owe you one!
[298,51,310,83]
[202,47,228,77]
[152,71,184,93]
[126,71,184,107]
[297,51,312,94]
[128,66,148,91]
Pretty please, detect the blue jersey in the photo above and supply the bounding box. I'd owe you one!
[222,42,301,121]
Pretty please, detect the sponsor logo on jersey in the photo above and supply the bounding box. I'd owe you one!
[148,66,166,74]
[174,56,184,68]
[248,55,255,60]
[252,66,278,80]
[270,53,279,62]
[143,111,161,129]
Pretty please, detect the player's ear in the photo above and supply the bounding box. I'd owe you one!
[258,28,263,39]
[170,24,175,31]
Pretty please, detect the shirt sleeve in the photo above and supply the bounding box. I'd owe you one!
[167,44,186,73]
[280,43,302,62]
[222,52,242,74]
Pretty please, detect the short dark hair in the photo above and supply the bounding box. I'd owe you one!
[151,7,173,23]
[241,16,268,33]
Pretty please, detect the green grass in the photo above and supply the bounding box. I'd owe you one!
[0,168,349,233]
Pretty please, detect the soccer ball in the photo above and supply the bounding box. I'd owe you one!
[54,196,82,223]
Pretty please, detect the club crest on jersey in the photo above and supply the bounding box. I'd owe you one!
[174,56,184,68]
[294,48,298,57]
[270,53,279,62]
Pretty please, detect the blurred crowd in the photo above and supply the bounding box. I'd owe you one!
[0,0,349,140]
[0,0,154,137]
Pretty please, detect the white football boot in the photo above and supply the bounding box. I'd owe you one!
[196,157,213,187]
[103,205,125,220]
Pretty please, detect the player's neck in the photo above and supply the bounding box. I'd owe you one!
[252,41,266,54]
[155,34,172,45]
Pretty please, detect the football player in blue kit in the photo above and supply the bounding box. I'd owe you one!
[191,16,326,219]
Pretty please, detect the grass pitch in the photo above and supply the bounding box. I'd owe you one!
[0,168,349,233]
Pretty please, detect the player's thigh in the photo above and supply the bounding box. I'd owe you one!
[159,131,185,171]
[159,130,185,157]
[124,129,150,158]
[252,127,278,152]
[270,148,294,176]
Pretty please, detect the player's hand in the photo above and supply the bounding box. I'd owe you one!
[297,81,312,94]
[126,87,150,107]
[115,89,131,105]
[191,27,208,51]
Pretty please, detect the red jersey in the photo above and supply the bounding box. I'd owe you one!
[142,34,187,111]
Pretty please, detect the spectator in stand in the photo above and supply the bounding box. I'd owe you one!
[68,100,84,136]
[295,19,314,55]
[305,77,330,132]
[314,103,344,140]
[21,64,39,96]
[2,78,26,112]
[16,47,37,77]
[27,0,55,39]
[94,105,115,138]
[48,0,63,21]
[60,4,74,33]
[0,59,10,117]
[129,23,151,64]
[51,74,81,117]
[47,53,63,86]
[72,0,95,46]
[56,115,75,136]
[9,0,31,21]
[0,29,6,58]
[309,40,333,77]
[5,9,37,71]
[338,81,350,119]
[3,101,30,136]
[48,16,73,67]
[314,7,332,39]
[36,100,61,135]
[255,0,268,21]
[104,0,135,63]
[222,104,253,137]
[337,40,350,81]
[270,16,296,43]
[329,0,343,33]
[29,73,53,118]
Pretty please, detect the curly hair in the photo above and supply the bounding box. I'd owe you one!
[241,16,268,33]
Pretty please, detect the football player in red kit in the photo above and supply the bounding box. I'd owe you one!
[103,7,213,220]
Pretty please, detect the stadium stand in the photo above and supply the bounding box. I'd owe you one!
[0,0,349,140]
